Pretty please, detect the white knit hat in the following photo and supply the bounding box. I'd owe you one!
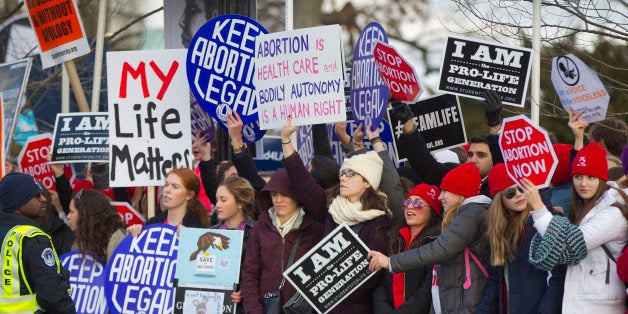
[340,151,384,189]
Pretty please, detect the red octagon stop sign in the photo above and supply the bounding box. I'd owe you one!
[112,202,146,226]
[499,115,558,188]
[373,42,423,103]
[18,133,75,191]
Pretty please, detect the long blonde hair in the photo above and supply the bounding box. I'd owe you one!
[487,191,530,266]
[441,194,464,229]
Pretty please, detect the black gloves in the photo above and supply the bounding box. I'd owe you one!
[389,98,414,124]
[483,89,502,127]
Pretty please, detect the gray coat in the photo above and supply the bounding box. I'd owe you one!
[389,195,492,313]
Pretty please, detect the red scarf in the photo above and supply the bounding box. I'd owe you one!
[392,226,422,308]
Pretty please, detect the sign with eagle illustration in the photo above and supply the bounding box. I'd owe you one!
[175,228,244,288]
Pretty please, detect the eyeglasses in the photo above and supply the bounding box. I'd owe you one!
[339,170,357,178]
[504,186,524,200]
[403,198,426,210]
[74,188,85,200]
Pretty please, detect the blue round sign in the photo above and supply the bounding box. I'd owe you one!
[350,22,389,130]
[105,224,179,314]
[60,251,108,314]
[186,14,268,126]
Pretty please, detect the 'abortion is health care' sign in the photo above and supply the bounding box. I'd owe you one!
[255,24,345,130]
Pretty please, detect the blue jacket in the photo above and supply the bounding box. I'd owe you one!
[477,217,565,313]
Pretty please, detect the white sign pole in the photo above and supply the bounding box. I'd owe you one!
[91,0,108,112]
[531,0,541,123]
[286,0,293,31]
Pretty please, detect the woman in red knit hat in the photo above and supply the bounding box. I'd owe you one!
[477,163,565,313]
[368,162,492,313]
[373,183,443,313]
[527,108,628,313]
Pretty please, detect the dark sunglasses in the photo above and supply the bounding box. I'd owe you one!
[339,170,358,178]
[403,198,425,210]
[74,188,85,200]
[504,186,524,200]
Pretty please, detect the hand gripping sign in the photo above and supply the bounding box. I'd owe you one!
[350,22,389,130]
[373,42,423,104]
[499,115,558,188]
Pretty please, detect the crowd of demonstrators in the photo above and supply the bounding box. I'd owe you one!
[2,86,628,314]
[477,163,565,313]
[373,183,443,313]
[368,161,492,313]
[67,189,127,263]
[0,172,76,313]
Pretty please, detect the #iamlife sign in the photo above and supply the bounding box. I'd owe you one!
[255,24,346,130]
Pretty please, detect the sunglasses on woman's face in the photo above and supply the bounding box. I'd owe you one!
[403,198,425,210]
[504,186,524,200]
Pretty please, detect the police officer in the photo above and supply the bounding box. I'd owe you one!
[0,172,75,313]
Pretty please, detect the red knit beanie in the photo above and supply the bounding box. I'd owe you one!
[572,142,608,181]
[551,143,573,186]
[407,184,442,217]
[488,163,516,197]
[440,162,481,198]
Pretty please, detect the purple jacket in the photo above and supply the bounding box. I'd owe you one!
[241,167,324,313]
[283,152,393,313]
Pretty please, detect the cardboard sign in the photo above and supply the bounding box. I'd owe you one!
[186,15,267,126]
[284,224,376,314]
[18,132,75,191]
[175,228,244,288]
[499,115,557,188]
[255,24,346,130]
[112,202,145,226]
[350,22,389,130]
[550,54,609,123]
[322,121,400,168]
[190,98,216,142]
[387,94,467,161]
[174,286,236,314]
[105,224,179,314]
[60,251,108,314]
[24,0,90,68]
[107,49,193,187]
[373,42,423,103]
[438,36,532,107]
[0,58,32,153]
[51,113,109,163]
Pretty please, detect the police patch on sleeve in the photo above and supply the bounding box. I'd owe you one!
[41,248,56,267]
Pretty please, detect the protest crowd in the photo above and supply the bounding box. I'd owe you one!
[0,3,627,314]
